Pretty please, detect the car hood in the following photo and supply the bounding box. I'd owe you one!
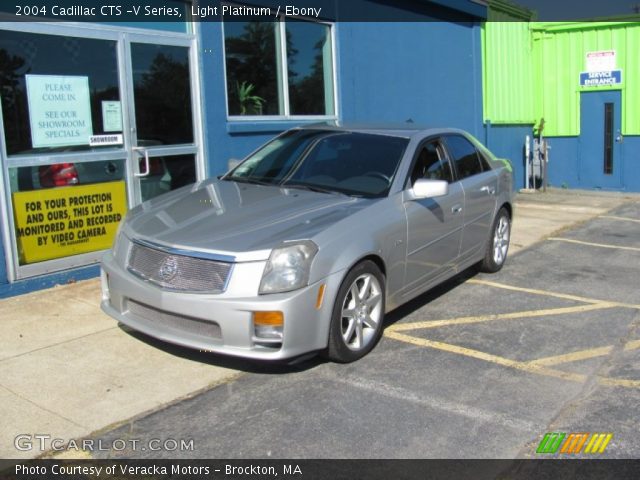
[125,179,370,261]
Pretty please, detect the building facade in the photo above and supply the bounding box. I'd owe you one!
[0,0,487,296]
[482,5,640,191]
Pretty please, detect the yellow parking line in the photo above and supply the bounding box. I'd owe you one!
[530,340,640,367]
[386,331,640,388]
[530,346,614,366]
[386,303,616,333]
[467,279,640,310]
[598,376,640,388]
[385,330,587,383]
[386,278,640,388]
[548,237,640,252]
[600,215,640,224]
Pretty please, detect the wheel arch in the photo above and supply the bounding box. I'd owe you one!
[500,201,513,219]
[355,254,387,279]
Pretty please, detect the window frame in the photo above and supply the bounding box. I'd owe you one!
[441,133,487,181]
[221,4,339,121]
[404,137,455,189]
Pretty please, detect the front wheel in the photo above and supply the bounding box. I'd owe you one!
[479,207,511,273]
[324,260,385,363]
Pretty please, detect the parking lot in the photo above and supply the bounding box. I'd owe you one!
[87,200,640,459]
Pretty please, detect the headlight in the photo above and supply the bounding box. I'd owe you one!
[259,241,318,294]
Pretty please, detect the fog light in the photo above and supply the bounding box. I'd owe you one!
[253,311,284,340]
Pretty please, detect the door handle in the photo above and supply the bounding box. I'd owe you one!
[451,205,462,214]
[133,147,150,178]
[480,185,496,195]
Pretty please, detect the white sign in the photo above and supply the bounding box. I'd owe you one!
[89,134,123,146]
[26,74,93,148]
[586,50,616,73]
[101,101,123,132]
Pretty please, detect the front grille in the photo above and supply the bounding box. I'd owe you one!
[127,299,222,339]
[127,241,232,293]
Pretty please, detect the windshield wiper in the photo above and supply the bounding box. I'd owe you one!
[224,176,275,186]
[282,183,347,196]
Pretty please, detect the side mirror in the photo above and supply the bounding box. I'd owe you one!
[411,179,448,199]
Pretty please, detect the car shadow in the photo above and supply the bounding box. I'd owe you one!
[117,324,324,374]
[383,266,479,328]
[117,266,480,374]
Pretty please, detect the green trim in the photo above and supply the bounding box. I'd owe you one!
[532,20,640,32]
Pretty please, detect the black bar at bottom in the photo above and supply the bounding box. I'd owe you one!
[1,459,640,480]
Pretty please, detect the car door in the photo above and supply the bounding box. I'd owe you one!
[443,134,498,262]
[403,138,464,291]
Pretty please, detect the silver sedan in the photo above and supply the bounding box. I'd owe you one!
[101,124,514,362]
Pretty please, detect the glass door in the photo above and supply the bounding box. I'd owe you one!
[123,34,202,204]
[0,24,204,281]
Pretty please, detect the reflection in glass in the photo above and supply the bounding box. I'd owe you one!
[224,21,282,116]
[9,161,128,266]
[0,30,120,155]
[10,160,125,193]
[131,44,194,145]
[140,154,196,202]
[287,20,334,116]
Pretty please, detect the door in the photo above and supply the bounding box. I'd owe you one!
[580,91,623,189]
[404,139,464,290]
[442,134,497,261]
[124,35,201,204]
[0,25,204,280]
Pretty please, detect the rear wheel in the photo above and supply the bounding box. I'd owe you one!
[479,206,511,273]
[324,260,385,363]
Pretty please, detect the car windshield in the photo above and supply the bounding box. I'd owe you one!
[224,129,409,198]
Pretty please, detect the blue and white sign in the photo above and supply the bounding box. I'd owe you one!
[579,70,622,87]
[26,74,93,148]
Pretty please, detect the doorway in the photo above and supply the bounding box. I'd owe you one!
[0,23,204,280]
[579,91,623,189]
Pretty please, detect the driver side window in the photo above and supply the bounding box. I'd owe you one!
[410,141,453,185]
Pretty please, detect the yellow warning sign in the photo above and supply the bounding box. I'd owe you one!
[12,181,127,264]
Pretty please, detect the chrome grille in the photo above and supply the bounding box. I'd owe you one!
[127,241,232,293]
[127,299,222,339]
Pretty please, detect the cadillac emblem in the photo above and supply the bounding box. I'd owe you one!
[159,256,179,281]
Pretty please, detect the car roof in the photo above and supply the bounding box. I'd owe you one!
[297,121,467,139]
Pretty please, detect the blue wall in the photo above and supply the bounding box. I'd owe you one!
[542,136,640,191]
[0,265,100,299]
[545,137,580,189]
[484,123,533,190]
[337,21,483,136]
[201,18,485,177]
[621,137,640,192]
[479,126,640,193]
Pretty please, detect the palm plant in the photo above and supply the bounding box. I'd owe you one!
[236,81,265,115]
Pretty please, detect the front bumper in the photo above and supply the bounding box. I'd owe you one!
[100,251,343,360]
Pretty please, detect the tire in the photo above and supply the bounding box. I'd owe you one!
[324,260,385,363]
[479,206,511,273]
